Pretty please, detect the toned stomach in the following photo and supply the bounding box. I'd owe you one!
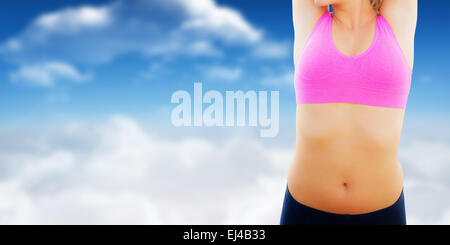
[287,103,405,214]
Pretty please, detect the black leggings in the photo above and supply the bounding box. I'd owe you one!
[280,185,407,225]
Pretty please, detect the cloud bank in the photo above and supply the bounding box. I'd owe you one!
[0,116,448,224]
[0,116,289,224]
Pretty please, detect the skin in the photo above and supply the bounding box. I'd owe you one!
[288,0,418,214]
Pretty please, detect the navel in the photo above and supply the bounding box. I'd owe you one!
[343,182,349,189]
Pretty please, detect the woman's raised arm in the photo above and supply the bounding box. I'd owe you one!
[380,0,418,69]
[292,0,328,64]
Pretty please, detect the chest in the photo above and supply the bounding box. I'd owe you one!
[331,22,376,57]
[295,26,411,91]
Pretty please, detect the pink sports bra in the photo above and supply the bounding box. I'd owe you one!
[294,12,412,109]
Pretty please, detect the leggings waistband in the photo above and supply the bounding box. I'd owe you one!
[280,186,407,225]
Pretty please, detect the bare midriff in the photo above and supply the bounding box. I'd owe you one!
[287,103,405,215]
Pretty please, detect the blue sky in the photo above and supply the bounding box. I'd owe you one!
[0,0,449,224]
[0,0,289,129]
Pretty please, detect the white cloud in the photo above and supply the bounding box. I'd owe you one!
[146,40,221,57]
[0,115,448,224]
[399,139,450,180]
[225,176,286,224]
[9,61,91,87]
[437,209,450,225]
[35,5,111,34]
[177,0,262,43]
[253,41,291,59]
[3,39,22,52]
[418,74,432,84]
[261,70,294,86]
[204,66,243,82]
[399,139,450,224]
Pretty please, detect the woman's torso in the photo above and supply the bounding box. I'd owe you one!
[288,103,405,214]
[288,11,413,214]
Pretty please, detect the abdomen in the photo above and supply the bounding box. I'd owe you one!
[288,103,405,214]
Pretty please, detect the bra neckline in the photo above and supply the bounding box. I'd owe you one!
[329,12,380,59]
